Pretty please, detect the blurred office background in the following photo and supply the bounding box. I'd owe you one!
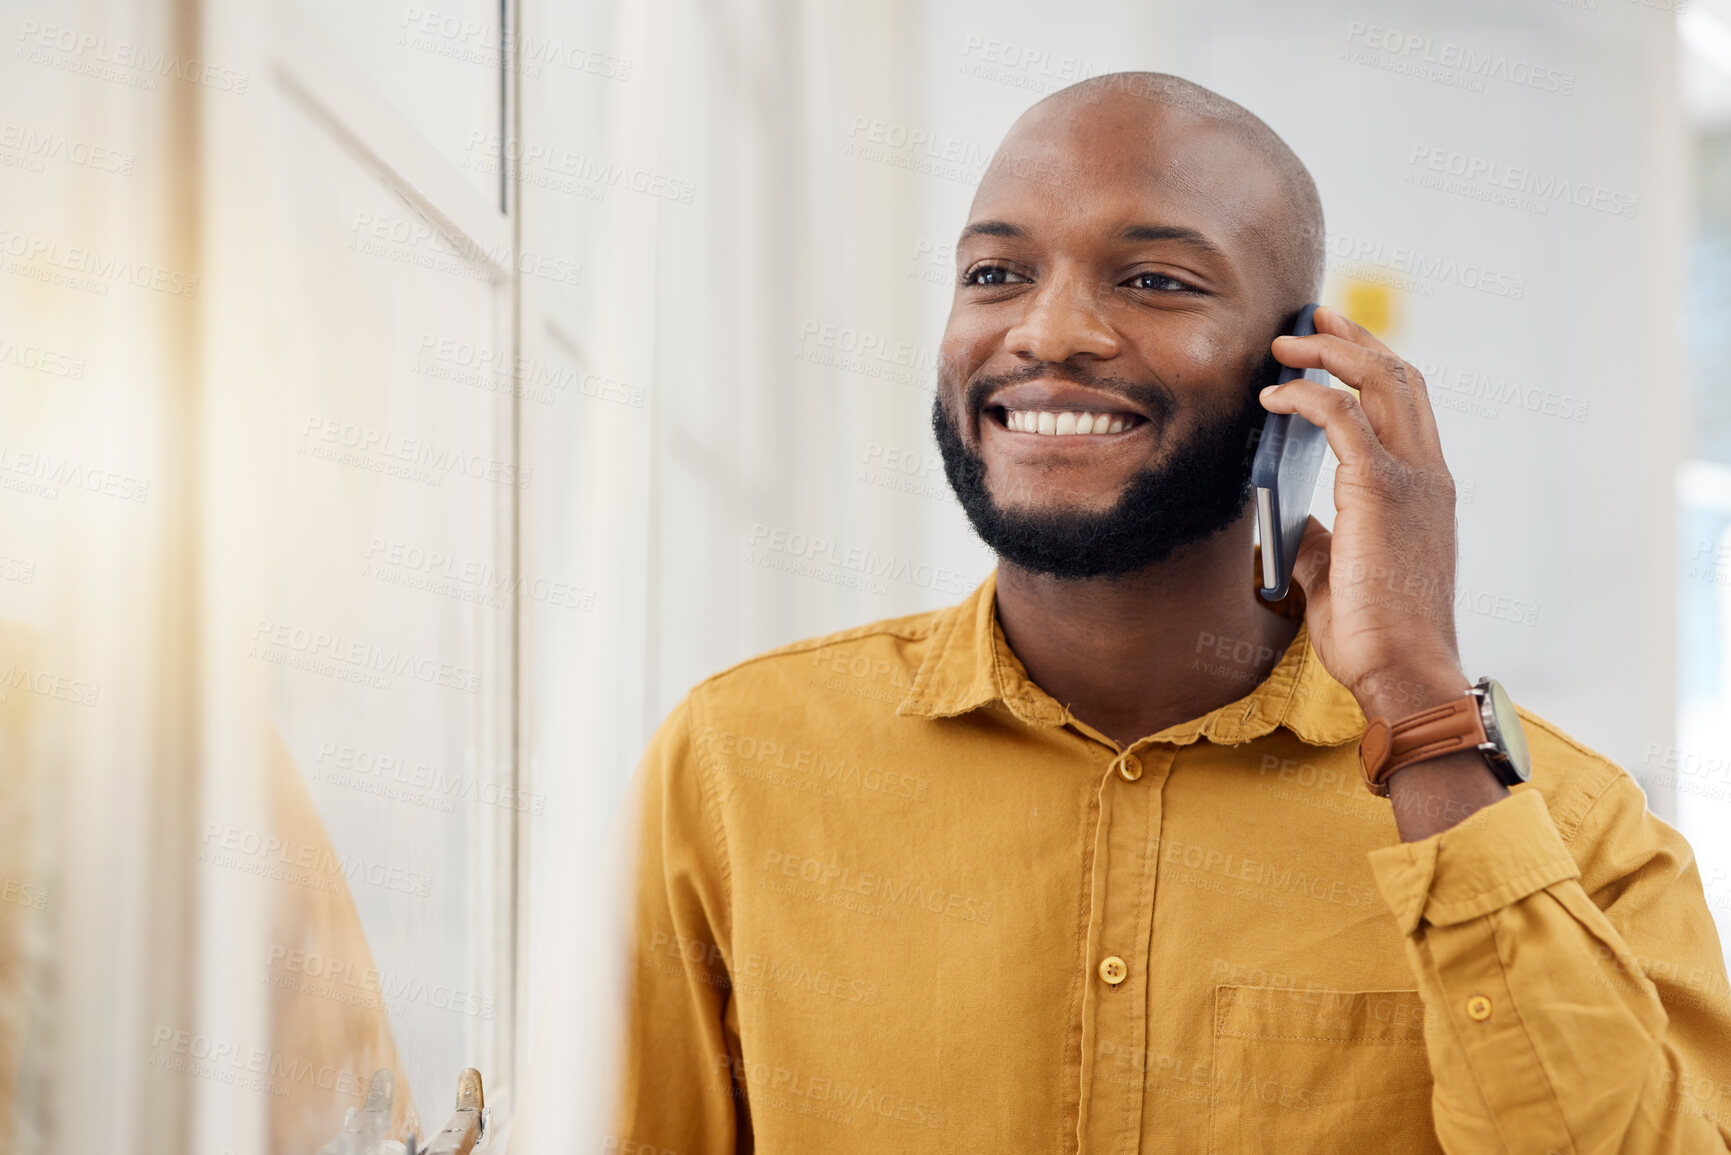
[0,0,1725,1150]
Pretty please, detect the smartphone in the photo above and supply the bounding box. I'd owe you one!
[1251,303,1332,602]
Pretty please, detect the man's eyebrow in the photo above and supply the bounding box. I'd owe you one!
[957,219,1026,244]
[956,219,1227,260]
[1115,223,1226,258]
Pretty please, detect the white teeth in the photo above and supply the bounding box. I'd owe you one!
[1002,409,1136,436]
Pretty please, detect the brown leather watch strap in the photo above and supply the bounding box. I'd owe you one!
[1358,694,1488,797]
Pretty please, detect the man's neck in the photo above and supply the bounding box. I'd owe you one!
[993,508,1302,749]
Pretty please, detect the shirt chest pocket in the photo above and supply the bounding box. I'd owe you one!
[1209,985,1443,1155]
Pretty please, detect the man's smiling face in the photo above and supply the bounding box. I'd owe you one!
[933,80,1321,579]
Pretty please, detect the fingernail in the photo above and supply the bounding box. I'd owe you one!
[1260,385,1279,399]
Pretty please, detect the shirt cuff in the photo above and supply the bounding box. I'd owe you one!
[1367,787,1582,935]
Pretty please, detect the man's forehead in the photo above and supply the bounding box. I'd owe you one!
[967,101,1284,247]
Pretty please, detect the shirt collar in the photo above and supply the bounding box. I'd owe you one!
[896,568,1366,748]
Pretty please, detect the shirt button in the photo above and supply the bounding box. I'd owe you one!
[1465,995,1492,1021]
[1098,956,1127,985]
[1117,755,1142,782]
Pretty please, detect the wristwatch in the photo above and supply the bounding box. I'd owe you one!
[1358,676,1532,798]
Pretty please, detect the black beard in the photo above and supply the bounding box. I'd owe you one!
[931,355,1277,580]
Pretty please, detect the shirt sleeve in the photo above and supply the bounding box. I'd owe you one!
[610,695,748,1154]
[1368,781,1731,1154]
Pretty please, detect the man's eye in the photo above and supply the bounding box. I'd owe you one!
[964,265,1029,287]
[1126,272,1192,292]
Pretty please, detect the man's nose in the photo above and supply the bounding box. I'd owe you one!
[1004,271,1119,363]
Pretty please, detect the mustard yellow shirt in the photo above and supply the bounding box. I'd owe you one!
[612,572,1731,1153]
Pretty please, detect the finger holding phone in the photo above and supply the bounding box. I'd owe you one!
[1255,304,1471,729]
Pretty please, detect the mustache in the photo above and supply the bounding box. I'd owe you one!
[952,352,1284,423]
[958,362,1180,423]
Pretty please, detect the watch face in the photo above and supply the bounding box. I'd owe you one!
[1482,678,1531,782]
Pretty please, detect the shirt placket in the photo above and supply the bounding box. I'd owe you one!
[1076,738,1171,1155]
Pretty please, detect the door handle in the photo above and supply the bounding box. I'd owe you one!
[422,1067,486,1155]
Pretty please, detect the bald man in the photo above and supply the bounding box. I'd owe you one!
[611,73,1731,1153]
